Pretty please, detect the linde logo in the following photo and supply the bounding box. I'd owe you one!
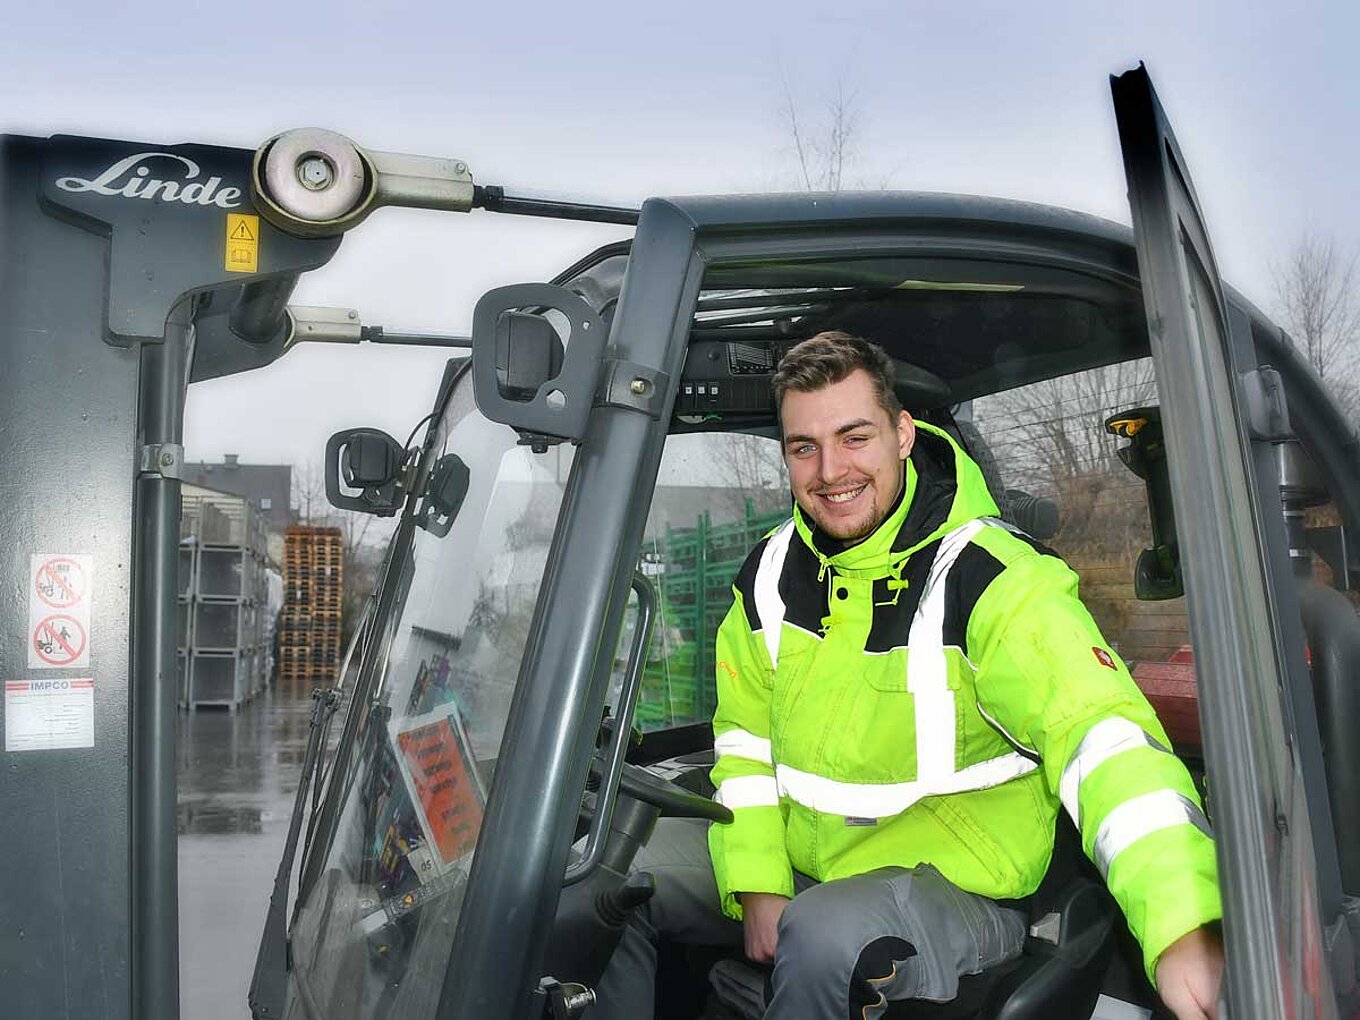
[55,152,243,209]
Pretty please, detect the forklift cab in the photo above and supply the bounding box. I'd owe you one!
[1,66,1358,1020]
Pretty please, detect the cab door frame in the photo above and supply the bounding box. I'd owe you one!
[1113,63,1348,1016]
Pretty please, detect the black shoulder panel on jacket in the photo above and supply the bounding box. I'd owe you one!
[864,538,939,653]
[945,542,1006,654]
[945,531,1064,655]
[732,534,771,632]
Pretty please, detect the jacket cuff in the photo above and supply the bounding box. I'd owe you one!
[709,820,794,921]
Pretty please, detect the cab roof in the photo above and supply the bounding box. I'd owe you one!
[558,192,1153,404]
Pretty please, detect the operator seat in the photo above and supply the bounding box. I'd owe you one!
[699,816,1114,1020]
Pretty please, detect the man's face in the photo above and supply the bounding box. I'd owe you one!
[780,368,916,543]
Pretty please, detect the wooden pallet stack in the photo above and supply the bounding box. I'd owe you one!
[279,525,344,688]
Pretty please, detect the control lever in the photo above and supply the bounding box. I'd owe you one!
[597,872,656,927]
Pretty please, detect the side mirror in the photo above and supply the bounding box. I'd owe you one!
[415,453,470,537]
[325,427,406,516]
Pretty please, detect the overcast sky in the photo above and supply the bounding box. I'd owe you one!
[5,0,1358,476]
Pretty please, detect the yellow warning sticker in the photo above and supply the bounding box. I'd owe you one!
[225,213,259,273]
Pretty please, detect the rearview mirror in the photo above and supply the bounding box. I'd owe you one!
[325,427,407,516]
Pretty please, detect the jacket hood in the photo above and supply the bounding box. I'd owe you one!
[792,421,1001,578]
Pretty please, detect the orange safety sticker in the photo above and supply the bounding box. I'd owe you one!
[397,716,484,864]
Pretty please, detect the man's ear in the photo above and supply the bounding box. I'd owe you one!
[897,411,916,460]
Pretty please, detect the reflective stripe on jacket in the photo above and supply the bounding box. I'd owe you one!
[707,422,1221,980]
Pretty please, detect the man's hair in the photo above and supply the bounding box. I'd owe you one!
[773,330,903,421]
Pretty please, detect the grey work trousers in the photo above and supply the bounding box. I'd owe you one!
[587,817,1027,1020]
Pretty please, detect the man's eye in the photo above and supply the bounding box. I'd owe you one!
[845,435,867,445]
[791,444,815,456]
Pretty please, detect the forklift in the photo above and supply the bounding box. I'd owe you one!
[1,65,1357,1019]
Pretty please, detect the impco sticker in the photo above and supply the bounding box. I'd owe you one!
[4,678,95,752]
[28,555,93,669]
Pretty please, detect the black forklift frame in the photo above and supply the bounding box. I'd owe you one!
[0,66,1353,1019]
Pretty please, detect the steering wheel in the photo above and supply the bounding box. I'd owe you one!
[594,757,733,824]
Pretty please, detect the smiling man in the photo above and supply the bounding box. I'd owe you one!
[592,331,1224,1020]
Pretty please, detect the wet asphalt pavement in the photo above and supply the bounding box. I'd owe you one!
[178,683,315,1020]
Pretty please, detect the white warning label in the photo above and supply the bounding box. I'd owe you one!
[4,678,95,752]
[28,554,93,669]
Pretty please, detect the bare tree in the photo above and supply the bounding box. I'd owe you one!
[708,433,789,519]
[292,461,329,526]
[1275,233,1360,418]
[783,76,860,193]
[1276,234,1360,380]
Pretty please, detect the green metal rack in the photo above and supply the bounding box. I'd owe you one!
[635,499,789,731]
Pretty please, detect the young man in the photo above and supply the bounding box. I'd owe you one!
[592,332,1223,1020]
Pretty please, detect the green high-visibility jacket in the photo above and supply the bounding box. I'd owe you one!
[707,422,1221,981]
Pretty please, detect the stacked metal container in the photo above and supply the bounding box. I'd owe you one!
[636,500,787,731]
[177,486,271,708]
[278,526,344,688]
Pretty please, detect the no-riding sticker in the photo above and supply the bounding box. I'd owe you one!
[28,554,93,669]
[31,614,87,667]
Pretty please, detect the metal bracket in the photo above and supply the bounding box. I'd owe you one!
[1242,366,1292,441]
[285,306,363,349]
[369,149,475,213]
[139,442,183,480]
[596,359,670,418]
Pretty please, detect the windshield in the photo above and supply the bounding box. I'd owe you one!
[288,366,573,1019]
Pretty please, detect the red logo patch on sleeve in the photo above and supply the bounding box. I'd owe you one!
[1092,646,1117,670]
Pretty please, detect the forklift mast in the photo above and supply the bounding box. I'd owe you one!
[0,134,340,1019]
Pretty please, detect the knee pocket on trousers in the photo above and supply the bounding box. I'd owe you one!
[774,878,898,972]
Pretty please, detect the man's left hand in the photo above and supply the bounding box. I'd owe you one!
[1155,925,1224,1020]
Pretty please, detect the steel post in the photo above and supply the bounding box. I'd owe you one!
[131,303,193,1020]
